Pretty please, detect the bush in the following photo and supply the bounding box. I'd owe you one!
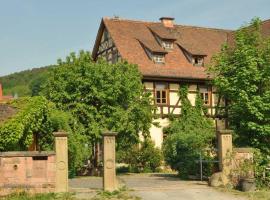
[117,139,163,173]
[163,85,215,178]
[253,150,270,188]
[43,108,91,176]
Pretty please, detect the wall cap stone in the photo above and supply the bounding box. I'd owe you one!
[0,151,55,157]
[233,148,254,153]
[103,131,117,136]
[53,131,68,137]
[217,129,233,134]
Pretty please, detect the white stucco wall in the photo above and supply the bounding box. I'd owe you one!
[149,118,170,148]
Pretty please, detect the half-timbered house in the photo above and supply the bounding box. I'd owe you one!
[92,17,270,148]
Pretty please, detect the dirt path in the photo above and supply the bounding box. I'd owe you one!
[69,173,247,200]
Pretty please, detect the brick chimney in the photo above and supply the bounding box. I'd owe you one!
[0,83,2,100]
[159,17,175,28]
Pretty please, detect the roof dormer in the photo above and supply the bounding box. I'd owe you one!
[137,39,166,64]
[148,23,177,51]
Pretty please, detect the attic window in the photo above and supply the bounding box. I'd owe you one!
[193,56,204,66]
[162,41,173,50]
[153,55,165,63]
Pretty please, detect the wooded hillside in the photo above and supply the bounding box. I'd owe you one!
[0,65,55,97]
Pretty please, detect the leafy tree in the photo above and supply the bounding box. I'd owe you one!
[42,50,154,150]
[29,72,50,96]
[163,85,215,178]
[210,18,270,153]
[43,108,91,176]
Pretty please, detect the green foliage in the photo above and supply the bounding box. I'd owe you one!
[231,149,270,188]
[0,97,90,173]
[210,18,270,154]
[1,192,75,200]
[0,97,49,151]
[0,66,54,97]
[29,72,50,96]
[117,139,163,173]
[92,186,141,200]
[42,50,154,150]
[40,108,91,174]
[163,85,215,178]
[253,149,270,188]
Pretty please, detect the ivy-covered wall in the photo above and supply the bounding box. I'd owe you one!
[0,97,49,151]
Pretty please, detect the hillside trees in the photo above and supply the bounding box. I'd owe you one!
[42,51,154,150]
[210,18,270,154]
[0,66,54,97]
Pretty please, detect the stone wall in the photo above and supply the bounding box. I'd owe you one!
[232,148,254,178]
[0,151,56,195]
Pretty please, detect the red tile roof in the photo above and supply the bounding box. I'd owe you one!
[92,17,270,81]
[0,104,17,124]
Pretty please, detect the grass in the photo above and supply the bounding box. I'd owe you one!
[91,187,141,200]
[0,187,141,200]
[245,190,270,200]
[216,187,270,200]
[0,192,75,200]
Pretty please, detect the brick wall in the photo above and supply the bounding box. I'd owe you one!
[0,151,56,195]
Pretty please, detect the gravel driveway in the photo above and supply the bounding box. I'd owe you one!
[69,173,247,200]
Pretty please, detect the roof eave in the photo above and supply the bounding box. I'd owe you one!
[142,75,213,82]
[92,18,106,61]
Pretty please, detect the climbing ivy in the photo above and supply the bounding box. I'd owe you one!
[0,97,49,151]
[163,85,215,178]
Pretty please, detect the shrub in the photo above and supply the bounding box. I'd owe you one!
[163,85,215,178]
[253,149,270,188]
[117,139,163,173]
[43,108,91,176]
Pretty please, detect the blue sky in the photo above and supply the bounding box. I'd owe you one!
[0,0,270,76]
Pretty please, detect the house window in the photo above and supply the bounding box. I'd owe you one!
[163,41,173,50]
[153,55,165,63]
[199,86,210,105]
[193,57,204,66]
[104,29,109,41]
[155,83,168,104]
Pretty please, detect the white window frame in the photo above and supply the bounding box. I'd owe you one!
[163,41,173,50]
[153,55,165,63]
[193,57,204,66]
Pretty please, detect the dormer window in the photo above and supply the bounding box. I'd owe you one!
[193,56,204,66]
[162,41,173,50]
[153,55,165,63]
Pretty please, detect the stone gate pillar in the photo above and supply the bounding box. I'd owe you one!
[54,131,68,193]
[102,131,117,192]
[217,129,233,175]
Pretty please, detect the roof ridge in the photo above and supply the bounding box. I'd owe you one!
[175,24,233,32]
[103,16,158,24]
[262,19,270,24]
[103,16,233,32]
